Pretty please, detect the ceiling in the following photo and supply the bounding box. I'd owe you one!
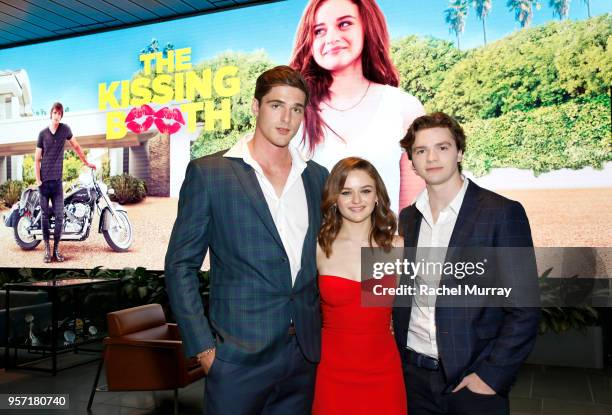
[0,0,282,50]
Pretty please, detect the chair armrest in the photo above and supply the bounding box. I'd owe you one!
[104,337,182,349]
[167,323,180,340]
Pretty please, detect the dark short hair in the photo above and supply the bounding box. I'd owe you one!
[49,102,64,118]
[254,65,309,105]
[400,112,466,172]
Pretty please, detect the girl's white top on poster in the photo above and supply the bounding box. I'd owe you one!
[293,84,425,214]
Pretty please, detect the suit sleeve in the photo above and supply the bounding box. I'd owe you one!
[475,201,541,394]
[398,207,410,238]
[164,160,214,357]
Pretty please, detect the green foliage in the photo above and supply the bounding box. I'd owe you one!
[430,15,611,122]
[463,95,611,175]
[63,151,85,183]
[22,155,35,185]
[190,51,275,159]
[554,15,612,98]
[108,174,147,204]
[391,36,466,106]
[540,306,599,334]
[120,267,162,303]
[101,158,110,181]
[0,268,57,289]
[0,180,26,208]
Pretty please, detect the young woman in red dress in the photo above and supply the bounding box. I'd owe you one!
[314,157,406,415]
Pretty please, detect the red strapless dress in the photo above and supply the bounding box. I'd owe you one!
[312,275,407,415]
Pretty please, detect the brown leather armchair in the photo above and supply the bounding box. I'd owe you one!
[87,303,205,414]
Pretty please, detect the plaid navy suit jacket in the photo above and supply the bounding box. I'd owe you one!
[165,150,328,365]
[393,180,540,396]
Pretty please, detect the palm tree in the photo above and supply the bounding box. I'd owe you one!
[507,0,540,28]
[473,0,493,44]
[549,0,571,19]
[445,0,469,50]
[582,0,591,17]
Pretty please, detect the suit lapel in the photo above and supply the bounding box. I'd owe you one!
[405,207,422,249]
[301,166,317,256]
[447,180,481,248]
[294,165,317,290]
[229,159,285,249]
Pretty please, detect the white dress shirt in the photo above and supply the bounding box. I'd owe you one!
[224,134,309,286]
[407,177,469,358]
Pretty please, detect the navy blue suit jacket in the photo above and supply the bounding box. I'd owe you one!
[165,150,328,365]
[393,180,540,396]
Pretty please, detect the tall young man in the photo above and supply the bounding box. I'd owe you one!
[35,102,96,263]
[165,66,328,414]
[393,112,540,415]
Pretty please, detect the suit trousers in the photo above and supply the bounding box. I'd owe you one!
[204,335,316,415]
[401,350,509,415]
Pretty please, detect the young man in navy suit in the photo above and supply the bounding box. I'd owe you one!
[165,66,328,415]
[393,112,540,415]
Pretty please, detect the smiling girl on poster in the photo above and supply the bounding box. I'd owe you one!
[290,0,425,213]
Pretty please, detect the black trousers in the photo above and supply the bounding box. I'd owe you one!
[204,336,316,415]
[39,180,64,243]
[401,350,509,415]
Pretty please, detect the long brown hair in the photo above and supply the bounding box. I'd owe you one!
[319,157,397,257]
[289,0,400,153]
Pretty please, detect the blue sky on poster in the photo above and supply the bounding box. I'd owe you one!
[0,0,608,113]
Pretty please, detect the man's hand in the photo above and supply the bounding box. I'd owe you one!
[197,348,216,375]
[86,162,97,170]
[452,373,496,395]
[36,179,42,187]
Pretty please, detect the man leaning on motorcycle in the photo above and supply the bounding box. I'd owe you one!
[35,102,96,263]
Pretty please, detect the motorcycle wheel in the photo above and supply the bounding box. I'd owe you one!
[13,215,41,250]
[102,210,133,252]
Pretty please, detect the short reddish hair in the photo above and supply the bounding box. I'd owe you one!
[289,0,399,153]
[49,102,64,118]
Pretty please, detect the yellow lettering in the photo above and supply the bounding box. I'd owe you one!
[106,112,127,140]
[139,53,156,76]
[186,69,212,101]
[174,72,185,101]
[120,80,130,108]
[98,81,120,110]
[155,50,174,74]
[152,74,174,105]
[181,102,203,132]
[130,77,152,106]
[204,99,231,131]
[214,66,240,97]
[175,48,192,71]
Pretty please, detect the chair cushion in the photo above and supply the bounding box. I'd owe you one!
[108,304,166,337]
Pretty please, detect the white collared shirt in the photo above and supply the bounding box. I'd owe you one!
[224,134,309,286]
[407,177,469,358]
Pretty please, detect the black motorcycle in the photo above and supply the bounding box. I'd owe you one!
[4,170,133,252]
